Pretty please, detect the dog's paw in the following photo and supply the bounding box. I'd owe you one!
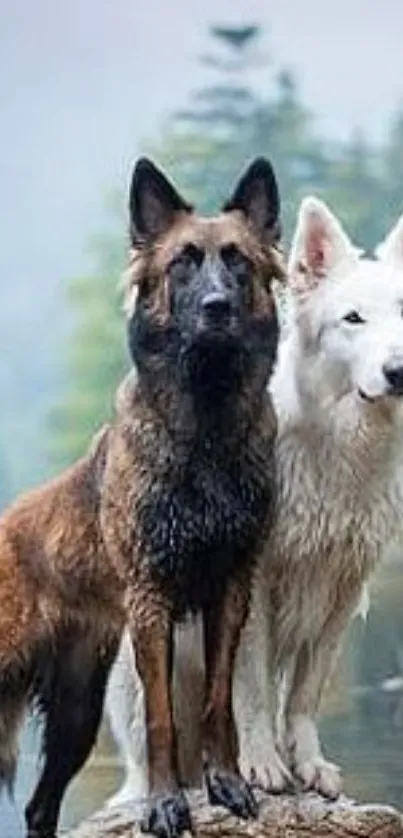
[106,774,148,809]
[106,789,132,810]
[204,768,258,818]
[106,784,139,810]
[240,746,293,793]
[140,790,192,838]
[294,757,341,799]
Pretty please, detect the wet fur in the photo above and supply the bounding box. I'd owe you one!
[99,158,283,835]
[101,369,278,616]
[105,197,403,806]
[0,157,283,838]
[0,426,125,834]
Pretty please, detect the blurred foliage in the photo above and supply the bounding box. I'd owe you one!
[50,23,403,468]
[48,199,129,469]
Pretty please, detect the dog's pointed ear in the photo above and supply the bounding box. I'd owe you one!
[288,197,360,291]
[129,158,192,243]
[376,215,403,267]
[222,157,281,242]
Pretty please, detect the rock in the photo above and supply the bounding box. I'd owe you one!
[66,789,403,838]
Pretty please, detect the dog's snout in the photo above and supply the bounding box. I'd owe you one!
[383,363,403,393]
[202,291,231,323]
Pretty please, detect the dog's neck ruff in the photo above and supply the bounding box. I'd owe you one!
[135,348,271,455]
[117,372,276,619]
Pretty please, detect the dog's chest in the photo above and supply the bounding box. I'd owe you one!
[276,419,402,547]
[136,444,274,616]
[268,432,403,653]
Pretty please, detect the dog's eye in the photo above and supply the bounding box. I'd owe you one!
[343,310,366,324]
[180,244,204,266]
[169,245,204,283]
[220,244,252,282]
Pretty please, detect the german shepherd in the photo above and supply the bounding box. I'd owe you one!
[0,157,283,838]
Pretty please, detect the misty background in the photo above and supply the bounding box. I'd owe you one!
[2,0,403,494]
[2,0,403,834]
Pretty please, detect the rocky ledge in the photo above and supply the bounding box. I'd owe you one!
[66,789,403,838]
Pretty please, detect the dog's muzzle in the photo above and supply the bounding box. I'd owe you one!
[201,291,232,328]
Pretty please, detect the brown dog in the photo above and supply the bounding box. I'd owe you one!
[100,157,283,837]
[0,158,283,838]
[0,425,125,838]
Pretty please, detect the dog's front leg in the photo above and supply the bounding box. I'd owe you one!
[285,606,354,799]
[129,589,192,838]
[234,599,292,793]
[104,628,149,807]
[201,573,258,820]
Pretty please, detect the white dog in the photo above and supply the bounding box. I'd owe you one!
[104,197,403,807]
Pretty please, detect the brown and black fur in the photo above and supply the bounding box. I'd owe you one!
[0,157,283,838]
[100,158,284,837]
[0,426,125,837]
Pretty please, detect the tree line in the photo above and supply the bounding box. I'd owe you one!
[49,23,403,467]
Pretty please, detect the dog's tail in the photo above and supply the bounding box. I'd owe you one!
[0,642,50,794]
[0,666,31,794]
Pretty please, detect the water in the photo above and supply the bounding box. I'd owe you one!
[0,719,123,837]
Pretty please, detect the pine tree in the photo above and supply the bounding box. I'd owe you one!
[156,24,268,212]
[326,131,384,250]
[50,22,399,467]
[248,68,328,240]
[382,108,403,232]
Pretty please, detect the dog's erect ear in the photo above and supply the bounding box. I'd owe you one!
[288,197,360,291]
[223,157,281,242]
[129,158,192,243]
[376,214,403,267]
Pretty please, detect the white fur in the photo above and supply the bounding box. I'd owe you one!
[104,199,403,805]
[105,630,147,808]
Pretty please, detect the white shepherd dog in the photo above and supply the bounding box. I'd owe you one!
[104,197,403,806]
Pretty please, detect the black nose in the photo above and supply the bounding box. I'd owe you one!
[383,363,403,392]
[202,291,231,323]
